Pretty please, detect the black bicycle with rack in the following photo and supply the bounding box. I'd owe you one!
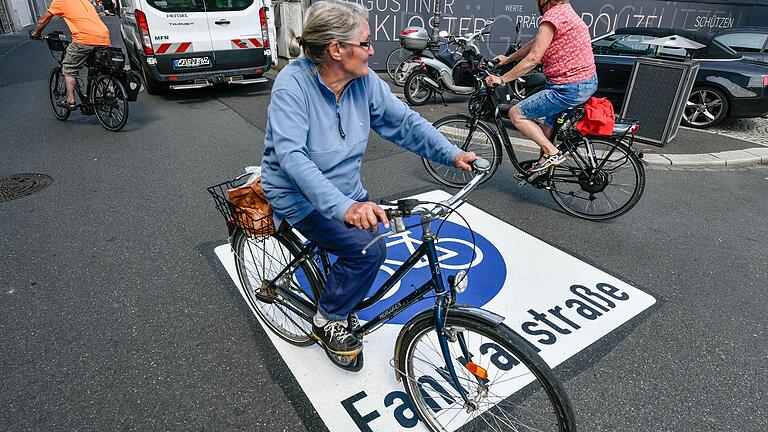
[423,58,646,221]
[36,31,140,131]
[208,159,577,431]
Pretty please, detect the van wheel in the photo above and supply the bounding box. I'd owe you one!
[141,65,166,95]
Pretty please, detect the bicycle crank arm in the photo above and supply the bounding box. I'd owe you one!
[516,170,546,187]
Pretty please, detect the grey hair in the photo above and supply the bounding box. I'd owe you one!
[288,0,369,65]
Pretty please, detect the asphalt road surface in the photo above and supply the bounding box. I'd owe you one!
[1,17,767,431]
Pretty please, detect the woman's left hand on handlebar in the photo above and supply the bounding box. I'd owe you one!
[453,151,478,172]
[484,75,503,87]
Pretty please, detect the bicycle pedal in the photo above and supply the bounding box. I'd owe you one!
[326,349,364,372]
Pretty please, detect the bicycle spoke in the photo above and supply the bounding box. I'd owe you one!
[550,138,644,220]
[234,233,316,344]
[404,317,573,431]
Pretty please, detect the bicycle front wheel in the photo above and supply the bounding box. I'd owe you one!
[400,315,576,431]
[386,47,408,81]
[48,68,70,121]
[424,115,502,188]
[233,230,321,346]
[549,137,645,221]
[92,74,129,131]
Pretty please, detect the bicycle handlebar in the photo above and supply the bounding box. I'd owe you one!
[362,158,491,254]
[447,19,495,46]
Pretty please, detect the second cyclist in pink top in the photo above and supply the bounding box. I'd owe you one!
[486,0,597,172]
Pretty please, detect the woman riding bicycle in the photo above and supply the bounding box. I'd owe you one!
[31,0,111,110]
[485,0,597,173]
[260,0,476,359]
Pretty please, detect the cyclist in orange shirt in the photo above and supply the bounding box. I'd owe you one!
[31,0,111,109]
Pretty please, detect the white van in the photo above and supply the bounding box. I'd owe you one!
[116,0,272,94]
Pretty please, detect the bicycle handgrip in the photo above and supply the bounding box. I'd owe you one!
[473,158,491,172]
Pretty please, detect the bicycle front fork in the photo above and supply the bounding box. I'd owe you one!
[434,297,479,407]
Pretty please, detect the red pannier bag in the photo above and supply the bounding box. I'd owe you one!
[575,97,615,136]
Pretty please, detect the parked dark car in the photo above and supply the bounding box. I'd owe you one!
[712,27,768,63]
[592,27,768,128]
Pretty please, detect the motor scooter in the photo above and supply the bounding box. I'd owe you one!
[402,20,545,106]
[402,20,493,106]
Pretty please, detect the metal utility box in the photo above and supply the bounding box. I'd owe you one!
[620,58,700,146]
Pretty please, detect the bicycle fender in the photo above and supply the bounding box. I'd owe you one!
[392,305,504,381]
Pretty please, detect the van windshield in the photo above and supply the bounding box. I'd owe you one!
[145,0,205,13]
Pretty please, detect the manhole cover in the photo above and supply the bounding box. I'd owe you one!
[0,174,54,202]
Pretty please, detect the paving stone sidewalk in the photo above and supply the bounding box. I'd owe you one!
[704,117,768,147]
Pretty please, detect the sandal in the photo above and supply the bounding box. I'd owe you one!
[529,151,566,173]
[56,100,76,110]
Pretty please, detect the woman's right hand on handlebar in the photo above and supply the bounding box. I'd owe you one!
[344,202,390,232]
[493,54,509,66]
[453,151,478,172]
[484,74,503,88]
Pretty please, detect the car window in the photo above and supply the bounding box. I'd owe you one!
[145,0,205,12]
[205,0,254,11]
[592,34,655,56]
[593,34,688,58]
[714,33,768,53]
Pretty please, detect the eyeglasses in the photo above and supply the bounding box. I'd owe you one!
[343,39,373,49]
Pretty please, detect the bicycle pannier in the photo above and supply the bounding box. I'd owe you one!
[121,70,142,101]
[227,177,274,237]
[452,59,476,87]
[92,47,126,70]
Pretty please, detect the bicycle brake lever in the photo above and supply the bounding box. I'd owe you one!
[361,230,395,255]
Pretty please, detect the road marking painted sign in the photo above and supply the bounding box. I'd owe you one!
[215,190,656,431]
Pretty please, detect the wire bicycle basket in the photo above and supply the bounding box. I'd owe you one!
[207,174,275,239]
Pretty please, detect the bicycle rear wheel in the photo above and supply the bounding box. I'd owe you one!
[549,137,645,221]
[399,315,576,431]
[233,230,321,346]
[424,115,502,188]
[48,68,70,121]
[92,74,129,131]
[386,47,408,81]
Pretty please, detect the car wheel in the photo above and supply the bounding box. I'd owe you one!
[682,87,729,129]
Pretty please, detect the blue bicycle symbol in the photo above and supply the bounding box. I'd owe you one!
[360,219,507,324]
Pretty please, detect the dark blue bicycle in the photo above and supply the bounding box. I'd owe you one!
[209,159,576,431]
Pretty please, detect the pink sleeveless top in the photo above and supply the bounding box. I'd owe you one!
[539,3,596,84]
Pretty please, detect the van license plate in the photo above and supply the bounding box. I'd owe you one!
[173,57,211,69]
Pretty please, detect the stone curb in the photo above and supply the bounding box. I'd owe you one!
[507,136,767,168]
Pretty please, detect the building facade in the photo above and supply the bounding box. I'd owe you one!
[1,0,48,33]
[328,0,768,69]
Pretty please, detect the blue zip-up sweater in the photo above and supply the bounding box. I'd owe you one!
[261,59,461,226]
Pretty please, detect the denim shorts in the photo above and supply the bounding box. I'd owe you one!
[518,75,598,128]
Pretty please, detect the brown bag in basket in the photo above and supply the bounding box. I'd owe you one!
[226,177,275,236]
